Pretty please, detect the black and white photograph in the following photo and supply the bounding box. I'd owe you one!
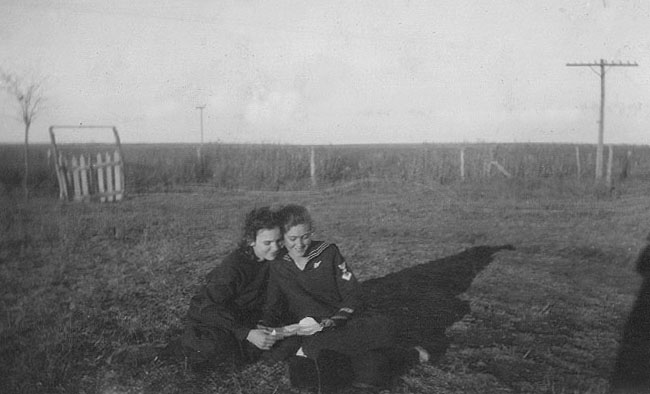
[1,1,650,393]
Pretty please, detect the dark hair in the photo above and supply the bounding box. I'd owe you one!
[278,204,313,233]
[238,206,280,249]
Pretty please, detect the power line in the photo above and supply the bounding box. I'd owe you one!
[567,59,638,180]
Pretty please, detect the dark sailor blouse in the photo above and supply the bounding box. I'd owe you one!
[263,241,363,326]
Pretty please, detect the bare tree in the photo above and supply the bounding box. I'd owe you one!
[1,69,45,199]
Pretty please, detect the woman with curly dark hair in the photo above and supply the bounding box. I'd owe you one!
[166,206,284,368]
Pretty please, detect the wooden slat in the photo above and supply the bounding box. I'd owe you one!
[96,153,106,203]
[92,161,119,169]
[80,155,89,198]
[105,152,114,202]
[66,159,93,171]
[94,190,123,198]
[114,150,123,201]
[64,156,73,192]
[72,156,82,201]
[57,154,69,200]
[490,160,512,178]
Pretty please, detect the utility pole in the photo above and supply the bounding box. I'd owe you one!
[567,59,637,180]
[195,105,206,160]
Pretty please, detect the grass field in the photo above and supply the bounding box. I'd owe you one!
[1,177,648,393]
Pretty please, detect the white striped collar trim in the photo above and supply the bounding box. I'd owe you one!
[283,241,331,262]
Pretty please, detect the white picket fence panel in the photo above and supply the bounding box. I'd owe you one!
[55,151,124,202]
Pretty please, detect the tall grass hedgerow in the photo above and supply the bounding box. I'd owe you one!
[1,142,650,196]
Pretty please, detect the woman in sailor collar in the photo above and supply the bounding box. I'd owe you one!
[263,204,424,391]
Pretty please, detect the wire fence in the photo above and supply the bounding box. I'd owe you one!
[1,143,649,195]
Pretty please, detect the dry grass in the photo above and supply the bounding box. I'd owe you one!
[1,177,649,393]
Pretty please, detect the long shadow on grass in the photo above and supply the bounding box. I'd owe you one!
[361,244,514,362]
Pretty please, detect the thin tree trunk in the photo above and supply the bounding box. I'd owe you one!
[23,123,30,200]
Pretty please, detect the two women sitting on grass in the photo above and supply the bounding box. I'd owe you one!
[168,204,428,390]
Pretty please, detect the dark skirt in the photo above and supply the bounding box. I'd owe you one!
[301,313,394,359]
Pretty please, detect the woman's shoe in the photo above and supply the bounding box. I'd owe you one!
[413,345,430,363]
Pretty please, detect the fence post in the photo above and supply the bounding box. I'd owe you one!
[460,147,465,181]
[310,146,316,188]
[485,145,497,177]
[575,146,581,180]
[606,145,614,189]
[620,150,632,180]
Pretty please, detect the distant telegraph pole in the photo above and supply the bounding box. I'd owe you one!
[195,105,206,159]
[567,59,638,180]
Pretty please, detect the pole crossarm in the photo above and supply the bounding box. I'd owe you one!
[567,61,638,67]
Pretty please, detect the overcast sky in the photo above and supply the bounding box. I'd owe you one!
[1,0,648,145]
